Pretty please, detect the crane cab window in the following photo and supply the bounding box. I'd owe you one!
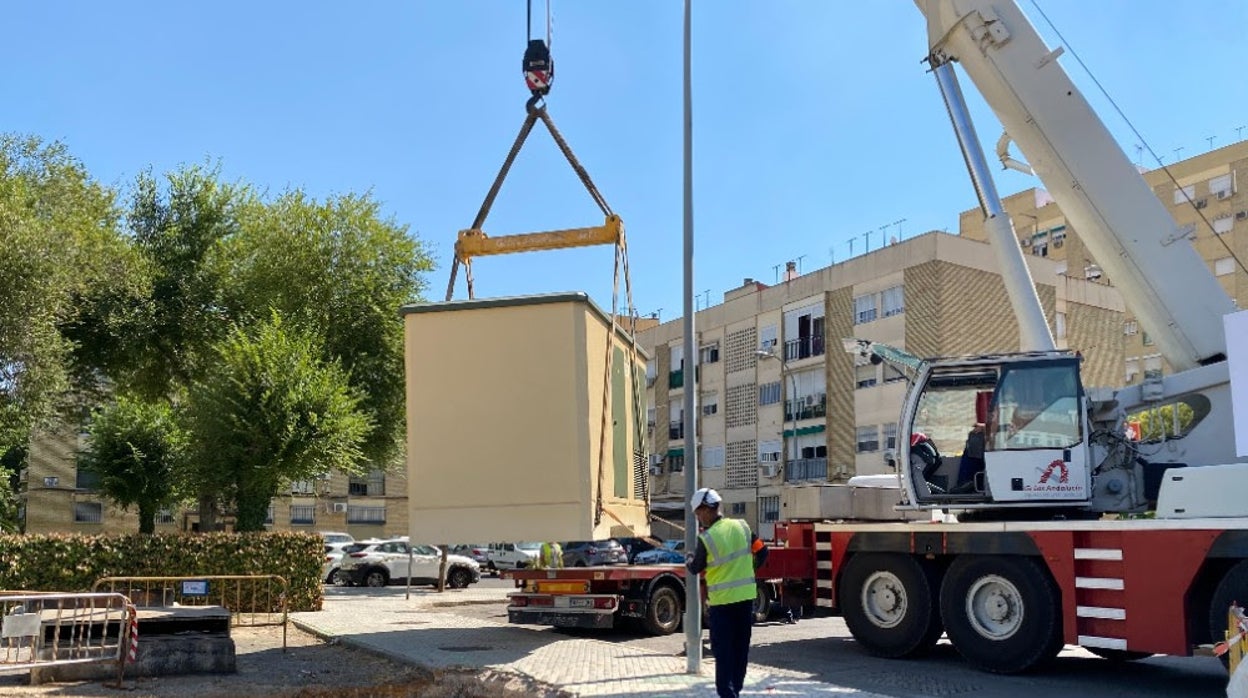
[990,361,1082,450]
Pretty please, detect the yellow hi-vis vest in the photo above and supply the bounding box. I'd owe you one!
[699,518,757,606]
[539,542,562,569]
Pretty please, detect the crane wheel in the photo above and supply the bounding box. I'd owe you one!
[839,553,943,658]
[939,555,1060,674]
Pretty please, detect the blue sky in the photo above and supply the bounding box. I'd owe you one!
[5,1,1245,319]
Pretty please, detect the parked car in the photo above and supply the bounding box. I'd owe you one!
[616,537,661,563]
[449,544,490,566]
[561,539,627,567]
[322,541,355,584]
[339,538,481,588]
[319,531,355,545]
[633,539,685,565]
[486,542,541,574]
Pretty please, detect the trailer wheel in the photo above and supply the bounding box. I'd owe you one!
[643,584,683,636]
[839,553,942,658]
[940,556,1060,674]
[1208,559,1248,669]
[752,583,772,624]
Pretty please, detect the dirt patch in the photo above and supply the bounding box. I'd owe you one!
[0,624,556,697]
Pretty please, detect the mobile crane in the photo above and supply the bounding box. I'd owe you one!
[498,0,1248,676]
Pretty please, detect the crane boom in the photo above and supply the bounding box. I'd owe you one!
[916,0,1235,371]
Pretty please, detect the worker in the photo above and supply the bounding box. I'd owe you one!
[910,432,944,492]
[538,541,563,570]
[686,488,768,698]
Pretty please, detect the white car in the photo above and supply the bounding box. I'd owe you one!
[486,542,541,574]
[322,542,354,585]
[340,538,481,588]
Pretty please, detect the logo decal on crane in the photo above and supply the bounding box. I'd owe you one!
[1038,459,1069,484]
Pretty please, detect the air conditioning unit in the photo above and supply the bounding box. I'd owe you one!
[332,503,348,513]
[1217,189,1232,200]
[650,453,663,466]
[760,463,780,479]
[649,465,664,476]
[1195,198,1208,209]
[1236,210,1247,221]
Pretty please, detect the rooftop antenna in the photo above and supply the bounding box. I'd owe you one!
[862,231,871,253]
[848,238,855,257]
[1207,135,1216,150]
[1173,146,1184,161]
[771,262,783,283]
[1237,126,1245,142]
[892,218,907,240]
[1134,144,1143,167]
[828,246,836,264]
[795,254,807,275]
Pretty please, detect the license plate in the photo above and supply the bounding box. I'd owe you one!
[570,598,594,608]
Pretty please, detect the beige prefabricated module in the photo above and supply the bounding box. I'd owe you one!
[402,292,652,544]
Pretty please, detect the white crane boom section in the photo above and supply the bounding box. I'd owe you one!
[916,0,1234,371]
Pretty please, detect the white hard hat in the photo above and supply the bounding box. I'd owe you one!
[690,488,722,510]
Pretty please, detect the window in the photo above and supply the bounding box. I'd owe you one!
[1056,312,1067,340]
[855,364,878,389]
[990,360,1083,450]
[730,502,747,516]
[76,468,101,491]
[853,294,877,324]
[1214,216,1234,235]
[1055,261,1068,276]
[1124,358,1140,384]
[881,286,904,317]
[265,505,274,524]
[1210,174,1234,198]
[1174,184,1196,205]
[1032,241,1048,257]
[883,422,898,450]
[701,392,719,416]
[699,342,720,364]
[702,445,725,470]
[855,426,880,453]
[758,495,780,523]
[670,345,684,370]
[346,505,386,524]
[759,325,778,351]
[1123,321,1138,336]
[646,406,656,427]
[74,501,103,524]
[758,440,781,463]
[670,402,684,439]
[156,508,175,525]
[1216,257,1235,276]
[668,454,685,472]
[646,359,657,386]
[759,381,782,406]
[784,304,825,360]
[290,505,315,525]
[1142,331,1154,346]
[291,479,315,495]
[1050,226,1067,247]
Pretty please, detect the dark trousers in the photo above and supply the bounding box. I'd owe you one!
[708,599,754,698]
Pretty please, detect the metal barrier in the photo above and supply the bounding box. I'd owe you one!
[0,592,133,683]
[92,575,287,650]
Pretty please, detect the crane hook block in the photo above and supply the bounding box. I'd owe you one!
[523,39,553,97]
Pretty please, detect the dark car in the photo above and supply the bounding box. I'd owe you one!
[561,539,627,567]
[616,537,661,563]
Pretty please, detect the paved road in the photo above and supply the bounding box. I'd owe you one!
[402,578,1229,698]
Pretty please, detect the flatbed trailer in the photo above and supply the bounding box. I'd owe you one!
[505,517,1248,673]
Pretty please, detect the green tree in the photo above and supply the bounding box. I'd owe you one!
[78,396,187,534]
[219,191,433,468]
[185,313,372,531]
[0,134,137,453]
[0,446,25,532]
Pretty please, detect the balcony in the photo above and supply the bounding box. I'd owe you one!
[784,394,827,422]
[783,335,825,362]
[785,457,828,483]
[669,369,683,389]
[669,422,684,440]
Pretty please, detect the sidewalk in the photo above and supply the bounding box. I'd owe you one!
[291,588,893,697]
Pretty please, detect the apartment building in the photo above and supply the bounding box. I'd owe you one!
[958,139,1248,383]
[20,425,410,538]
[638,231,1124,536]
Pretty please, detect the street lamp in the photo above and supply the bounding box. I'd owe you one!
[755,349,797,523]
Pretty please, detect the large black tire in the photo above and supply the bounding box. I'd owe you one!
[642,584,684,636]
[939,556,1061,674]
[1208,560,1248,670]
[447,566,473,589]
[839,553,942,659]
